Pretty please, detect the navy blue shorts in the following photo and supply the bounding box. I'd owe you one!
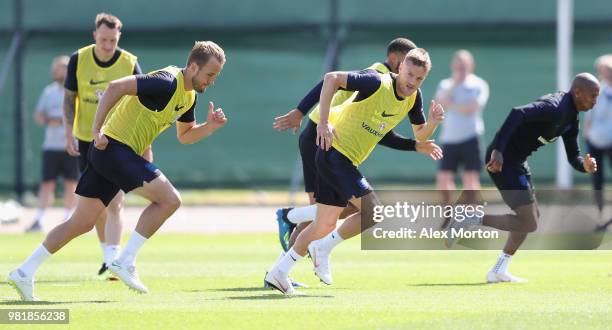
[41,150,79,181]
[299,119,318,193]
[314,147,372,207]
[77,139,92,172]
[439,136,482,172]
[485,146,535,210]
[75,136,161,206]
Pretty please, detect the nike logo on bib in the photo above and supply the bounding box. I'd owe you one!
[175,105,185,112]
[89,79,108,85]
[381,111,396,117]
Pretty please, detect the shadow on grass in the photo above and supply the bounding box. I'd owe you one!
[409,282,488,287]
[199,287,272,293]
[227,294,334,300]
[0,300,115,305]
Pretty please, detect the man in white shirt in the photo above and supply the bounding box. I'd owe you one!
[435,50,489,227]
[585,54,612,230]
[29,56,79,232]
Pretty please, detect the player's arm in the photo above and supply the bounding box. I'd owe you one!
[562,122,596,173]
[317,69,381,150]
[63,52,80,155]
[273,80,323,134]
[142,145,153,162]
[316,71,350,150]
[409,89,444,142]
[491,101,558,154]
[176,101,227,144]
[91,76,138,149]
[413,101,444,142]
[379,130,442,160]
[33,90,46,126]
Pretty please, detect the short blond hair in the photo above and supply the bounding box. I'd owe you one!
[595,54,612,71]
[404,48,431,70]
[187,41,226,67]
[52,55,69,68]
[95,12,122,30]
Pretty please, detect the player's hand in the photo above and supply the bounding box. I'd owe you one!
[428,100,445,124]
[316,121,337,151]
[273,109,304,134]
[584,153,597,173]
[486,149,504,173]
[207,101,227,129]
[415,140,443,160]
[65,131,80,156]
[93,131,108,150]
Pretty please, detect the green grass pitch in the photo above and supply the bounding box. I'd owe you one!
[1,233,611,329]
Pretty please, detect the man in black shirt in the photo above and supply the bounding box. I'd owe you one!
[446,73,600,283]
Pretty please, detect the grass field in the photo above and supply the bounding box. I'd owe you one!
[1,233,612,329]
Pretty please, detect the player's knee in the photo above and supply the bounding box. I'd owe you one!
[107,199,123,215]
[517,215,538,232]
[69,218,96,235]
[164,191,182,211]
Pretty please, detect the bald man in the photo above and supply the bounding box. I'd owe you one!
[445,73,599,283]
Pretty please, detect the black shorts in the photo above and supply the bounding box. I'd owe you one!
[314,147,372,207]
[41,150,79,181]
[77,139,92,172]
[439,136,482,172]
[485,146,535,210]
[299,119,318,193]
[75,136,161,206]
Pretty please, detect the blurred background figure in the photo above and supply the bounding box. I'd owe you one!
[435,49,489,224]
[584,54,612,230]
[29,56,78,232]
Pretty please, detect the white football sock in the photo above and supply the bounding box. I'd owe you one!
[33,209,44,225]
[115,232,147,267]
[104,245,121,266]
[287,205,317,224]
[275,248,303,275]
[19,244,52,277]
[319,229,344,252]
[491,252,512,274]
[99,242,106,262]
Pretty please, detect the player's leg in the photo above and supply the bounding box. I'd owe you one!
[266,203,343,293]
[288,198,358,248]
[437,142,459,228]
[303,148,374,285]
[60,152,79,221]
[306,192,380,284]
[587,140,605,215]
[100,140,179,293]
[77,139,111,274]
[30,150,60,232]
[276,120,319,251]
[31,181,55,232]
[8,164,114,301]
[266,147,351,293]
[102,191,124,271]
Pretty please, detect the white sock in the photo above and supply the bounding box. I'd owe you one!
[33,209,44,225]
[275,248,303,275]
[103,245,121,266]
[19,244,52,277]
[287,205,317,224]
[99,242,106,263]
[115,232,147,267]
[319,229,344,252]
[491,252,512,274]
[272,251,286,267]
